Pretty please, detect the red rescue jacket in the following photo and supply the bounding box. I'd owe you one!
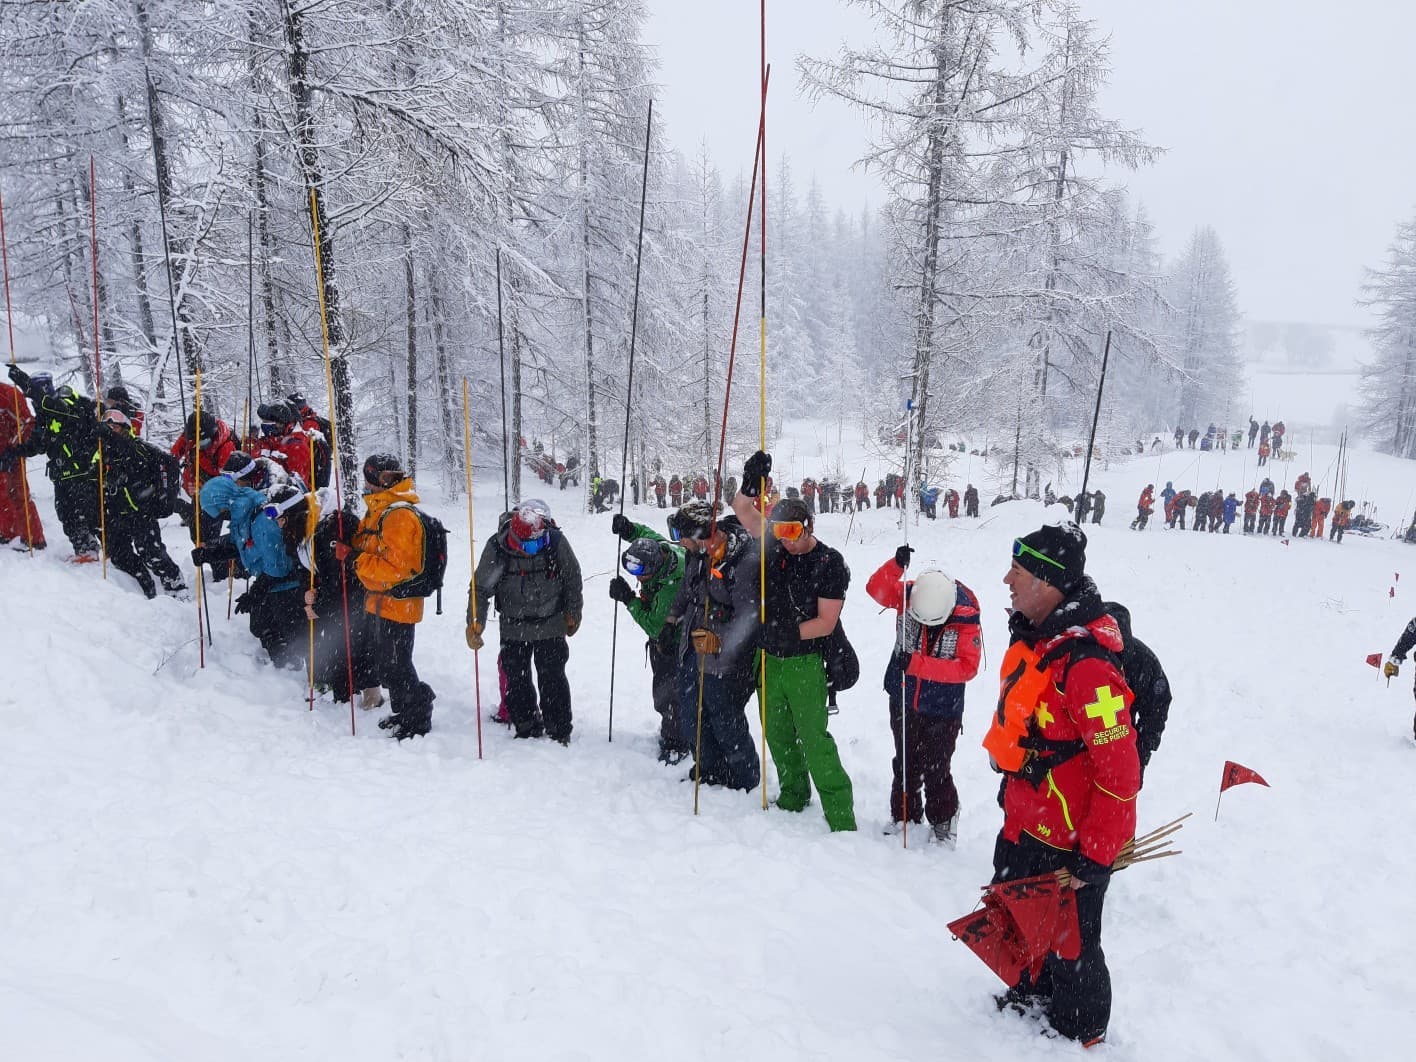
[171,420,237,498]
[986,585,1139,866]
[866,558,981,716]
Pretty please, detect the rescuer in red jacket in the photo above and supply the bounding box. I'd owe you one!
[985,522,1139,1046]
[866,546,982,845]
[254,401,315,489]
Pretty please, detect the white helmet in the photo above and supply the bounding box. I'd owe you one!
[908,569,957,625]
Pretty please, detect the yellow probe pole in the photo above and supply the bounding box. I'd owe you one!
[464,379,483,759]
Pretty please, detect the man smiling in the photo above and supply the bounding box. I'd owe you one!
[984,522,1139,1046]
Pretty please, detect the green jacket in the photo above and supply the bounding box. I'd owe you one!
[624,521,685,640]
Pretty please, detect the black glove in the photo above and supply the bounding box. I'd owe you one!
[611,513,635,541]
[190,546,208,567]
[1070,853,1112,888]
[0,449,16,473]
[234,590,256,615]
[895,544,913,569]
[7,364,28,388]
[740,450,772,496]
[608,576,635,604]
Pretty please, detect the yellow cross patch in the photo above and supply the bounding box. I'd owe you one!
[1035,703,1055,729]
[1084,686,1125,729]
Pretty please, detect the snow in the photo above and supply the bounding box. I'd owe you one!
[5,420,1416,1060]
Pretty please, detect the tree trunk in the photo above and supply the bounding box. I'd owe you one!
[113,93,159,379]
[253,128,282,398]
[402,223,418,476]
[282,0,356,502]
[428,264,458,499]
[909,11,953,476]
[577,20,600,495]
[135,0,202,387]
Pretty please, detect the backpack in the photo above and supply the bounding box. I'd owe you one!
[1019,603,1172,787]
[151,444,183,518]
[823,621,860,693]
[378,502,449,612]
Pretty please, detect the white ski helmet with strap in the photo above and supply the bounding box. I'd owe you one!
[907,569,957,626]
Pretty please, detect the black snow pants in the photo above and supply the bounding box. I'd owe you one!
[676,653,760,791]
[372,615,434,736]
[649,636,689,757]
[106,509,183,597]
[54,476,101,554]
[993,831,1113,1043]
[889,701,961,826]
[247,578,307,670]
[502,636,572,742]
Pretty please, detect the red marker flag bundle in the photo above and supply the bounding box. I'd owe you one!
[1215,760,1269,820]
[948,874,1080,985]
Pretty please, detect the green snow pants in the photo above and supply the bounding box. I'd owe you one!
[762,651,856,832]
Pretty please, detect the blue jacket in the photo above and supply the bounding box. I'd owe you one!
[200,476,301,590]
[1222,496,1239,522]
[919,487,940,505]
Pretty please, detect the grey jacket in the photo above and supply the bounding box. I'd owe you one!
[667,523,760,678]
[470,513,583,642]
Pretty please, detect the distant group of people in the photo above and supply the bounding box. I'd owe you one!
[1171,417,1287,461]
[918,482,981,520]
[1133,473,1358,541]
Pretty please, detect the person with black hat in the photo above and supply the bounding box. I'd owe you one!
[332,454,438,739]
[758,496,856,831]
[468,497,582,743]
[170,408,237,539]
[254,401,316,489]
[2,365,101,559]
[983,521,1139,1046]
[102,385,145,436]
[664,498,761,790]
[609,513,691,763]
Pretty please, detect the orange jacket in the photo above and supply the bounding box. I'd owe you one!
[353,478,426,624]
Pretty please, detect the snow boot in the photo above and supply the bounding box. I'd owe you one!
[931,813,959,849]
[359,687,385,711]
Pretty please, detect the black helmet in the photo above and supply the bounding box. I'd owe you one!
[257,400,296,427]
[56,384,77,400]
[222,451,259,481]
[362,452,406,490]
[286,392,309,412]
[622,538,668,579]
[669,499,719,541]
[105,385,131,404]
[185,411,218,441]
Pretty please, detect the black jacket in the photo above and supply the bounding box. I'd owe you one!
[15,391,99,481]
[100,431,166,516]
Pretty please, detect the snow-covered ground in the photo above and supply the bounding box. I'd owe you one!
[5,418,1416,1060]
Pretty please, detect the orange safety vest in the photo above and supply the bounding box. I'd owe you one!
[983,640,1056,772]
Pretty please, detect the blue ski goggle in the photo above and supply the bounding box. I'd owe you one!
[622,555,647,577]
[668,524,683,542]
[260,422,283,437]
[521,532,550,556]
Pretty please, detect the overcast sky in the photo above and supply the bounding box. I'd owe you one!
[641,0,1416,329]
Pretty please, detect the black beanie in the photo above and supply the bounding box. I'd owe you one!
[1014,522,1087,591]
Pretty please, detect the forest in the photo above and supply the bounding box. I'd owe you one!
[0,0,1283,506]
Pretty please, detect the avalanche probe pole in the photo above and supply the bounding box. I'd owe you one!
[607,98,653,744]
[463,378,483,759]
[757,15,769,812]
[193,369,209,667]
[308,189,358,736]
[0,181,36,555]
[695,66,769,816]
[306,431,318,711]
[1077,330,1111,502]
[901,397,912,849]
[88,157,109,580]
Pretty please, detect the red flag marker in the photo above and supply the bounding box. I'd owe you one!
[1215,760,1269,820]
[1367,652,1384,668]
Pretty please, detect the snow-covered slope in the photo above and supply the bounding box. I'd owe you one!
[4,426,1414,1060]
